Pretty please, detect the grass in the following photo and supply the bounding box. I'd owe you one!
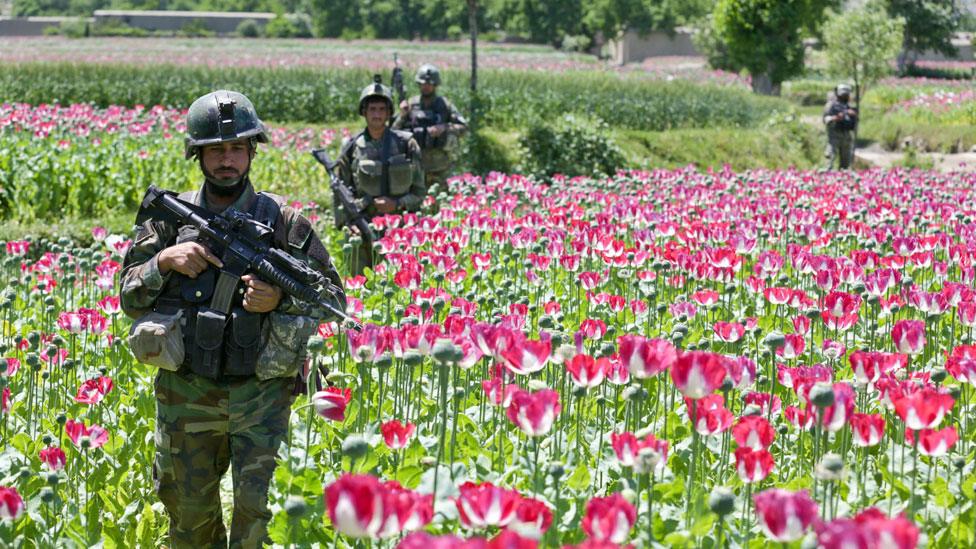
[616,121,822,171]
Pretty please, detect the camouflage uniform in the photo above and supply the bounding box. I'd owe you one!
[121,180,345,548]
[334,128,424,275]
[392,64,467,190]
[823,85,858,170]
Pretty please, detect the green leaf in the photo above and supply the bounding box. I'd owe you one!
[566,464,591,492]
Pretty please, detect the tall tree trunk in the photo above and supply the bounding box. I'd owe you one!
[751,73,780,96]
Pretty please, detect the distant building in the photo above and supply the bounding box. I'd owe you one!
[92,10,274,35]
[607,27,699,65]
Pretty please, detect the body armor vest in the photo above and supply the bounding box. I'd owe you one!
[154,190,282,379]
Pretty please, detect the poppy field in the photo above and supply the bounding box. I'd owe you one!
[2,102,976,548]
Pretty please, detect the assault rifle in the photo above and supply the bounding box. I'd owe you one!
[135,185,360,330]
[391,52,405,104]
[311,148,377,243]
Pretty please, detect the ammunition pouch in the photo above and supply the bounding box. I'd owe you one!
[190,307,225,379]
[387,154,414,196]
[223,307,263,377]
[255,312,318,381]
[128,310,185,371]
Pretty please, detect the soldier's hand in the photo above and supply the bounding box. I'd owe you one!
[428,124,446,138]
[158,242,223,278]
[400,100,410,116]
[241,274,283,313]
[374,197,396,214]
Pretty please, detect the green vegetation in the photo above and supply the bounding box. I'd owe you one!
[0,62,791,131]
[517,114,625,178]
[711,0,837,95]
[13,0,710,48]
[618,117,822,170]
[822,2,904,109]
[885,0,964,70]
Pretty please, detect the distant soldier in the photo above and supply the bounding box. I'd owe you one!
[823,83,859,170]
[335,78,424,275]
[392,64,468,190]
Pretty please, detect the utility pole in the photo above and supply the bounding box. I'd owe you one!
[468,0,478,94]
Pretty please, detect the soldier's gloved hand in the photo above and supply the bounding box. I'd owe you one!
[158,242,223,278]
[374,197,397,214]
[241,274,283,313]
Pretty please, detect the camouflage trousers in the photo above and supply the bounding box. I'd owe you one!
[154,369,294,549]
[827,129,855,169]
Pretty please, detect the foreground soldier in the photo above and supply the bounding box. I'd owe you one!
[335,78,424,275]
[392,64,467,189]
[120,90,346,548]
[823,83,859,170]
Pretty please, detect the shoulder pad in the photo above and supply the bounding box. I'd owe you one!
[286,213,314,252]
[259,191,288,207]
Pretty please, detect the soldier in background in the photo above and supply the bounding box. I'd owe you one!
[335,78,424,275]
[392,64,467,191]
[120,90,345,548]
[823,83,859,170]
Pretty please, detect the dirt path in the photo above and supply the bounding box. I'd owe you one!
[855,143,976,171]
[800,114,976,172]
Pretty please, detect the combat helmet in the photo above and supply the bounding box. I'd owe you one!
[184,90,268,159]
[415,64,441,86]
[359,75,394,116]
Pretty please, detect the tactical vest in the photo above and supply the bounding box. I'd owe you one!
[342,129,417,206]
[154,190,282,380]
[405,95,450,150]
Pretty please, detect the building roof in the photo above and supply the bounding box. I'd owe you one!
[93,10,275,19]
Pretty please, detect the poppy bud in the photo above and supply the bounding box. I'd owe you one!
[709,487,735,517]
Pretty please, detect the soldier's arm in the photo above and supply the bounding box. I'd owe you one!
[445,98,468,136]
[119,220,177,320]
[277,208,348,319]
[396,138,426,212]
[822,103,836,126]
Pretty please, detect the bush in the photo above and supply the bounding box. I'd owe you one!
[237,19,262,38]
[57,18,90,38]
[265,14,312,38]
[178,19,214,38]
[518,114,626,178]
[91,19,149,37]
[782,80,834,106]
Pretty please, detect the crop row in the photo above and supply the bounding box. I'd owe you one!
[0,63,789,130]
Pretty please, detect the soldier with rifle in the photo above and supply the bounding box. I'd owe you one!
[392,63,467,190]
[120,90,347,548]
[823,83,859,170]
[329,76,424,275]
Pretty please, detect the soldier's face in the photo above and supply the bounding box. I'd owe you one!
[200,139,253,186]
[365,101,390,130]
[420,82,436,96]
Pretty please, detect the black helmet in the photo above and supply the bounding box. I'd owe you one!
[184,90,268,159]
[415,64,441,86]
[358,75,394,116]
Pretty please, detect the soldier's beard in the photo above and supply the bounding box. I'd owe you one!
[200,159,250,197]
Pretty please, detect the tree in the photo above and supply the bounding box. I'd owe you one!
[822,2,904,120]
[885,0,962,71]
[713,0,838,95]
